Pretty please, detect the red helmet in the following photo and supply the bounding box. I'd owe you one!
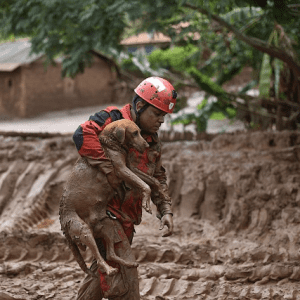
[134,77,177,113]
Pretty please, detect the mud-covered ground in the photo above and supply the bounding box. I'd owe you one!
[1,130,300,300]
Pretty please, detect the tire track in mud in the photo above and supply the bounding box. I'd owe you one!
[2,230,300,299]
[1,131,300,299]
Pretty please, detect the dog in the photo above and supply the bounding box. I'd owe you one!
[59,119,169,277]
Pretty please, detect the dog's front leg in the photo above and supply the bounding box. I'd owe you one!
[130,167,171,203]
[108,150,152,214]
[121,167,152,214]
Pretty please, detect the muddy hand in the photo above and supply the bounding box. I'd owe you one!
[98,262,118,276]
[159,213,173,237]
[142,194,152,214]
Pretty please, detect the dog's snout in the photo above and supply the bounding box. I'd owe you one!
[144,141,149,148]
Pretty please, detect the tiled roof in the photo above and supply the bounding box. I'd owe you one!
[120,32,171,46]
[0,39,43,72]
[0,40,118,73]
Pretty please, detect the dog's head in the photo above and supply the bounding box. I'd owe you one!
[104,120,149,153]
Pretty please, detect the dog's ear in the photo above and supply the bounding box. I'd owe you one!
[113,126,126,144]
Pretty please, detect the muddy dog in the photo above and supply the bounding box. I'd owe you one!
[59,119,168,277]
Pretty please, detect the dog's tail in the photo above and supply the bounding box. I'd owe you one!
[64,229,97,277]
[59,200,96,278]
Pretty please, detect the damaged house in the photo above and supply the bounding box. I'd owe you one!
[0,39,118,118]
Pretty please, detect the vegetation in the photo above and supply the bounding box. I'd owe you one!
[148,45,198,73]
[1,0,299,130]
[136,0,300,131]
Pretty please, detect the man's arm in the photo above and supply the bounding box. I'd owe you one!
[152,148,174,237]
[152,162,173,217]
[73,110,114,175]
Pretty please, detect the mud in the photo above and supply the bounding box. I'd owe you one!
[1,130,300,299]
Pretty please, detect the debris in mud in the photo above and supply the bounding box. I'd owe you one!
[36,219,55,229]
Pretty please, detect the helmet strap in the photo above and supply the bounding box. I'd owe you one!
[132,95,150,127]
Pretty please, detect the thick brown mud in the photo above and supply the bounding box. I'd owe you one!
[1,131,300,299]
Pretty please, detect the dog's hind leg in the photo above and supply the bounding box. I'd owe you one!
[60,209,96,278]
[68,217,118,276]
[64,231,97,278]
[98,218,139,268]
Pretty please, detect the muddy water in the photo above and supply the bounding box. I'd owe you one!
[1,131,300,299]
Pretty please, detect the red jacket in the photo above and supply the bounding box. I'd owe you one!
[73,104,172,236]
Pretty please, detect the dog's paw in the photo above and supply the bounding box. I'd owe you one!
[132,262,139,268]
[142,199,152,214]
[124,261,139,268]
[143,205,152,214]
[98,262,119,276]
[106,267,119,276]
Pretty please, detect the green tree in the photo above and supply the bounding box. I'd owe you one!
[0,0,134,76]
[1,0,299,129]
[134,0,300,130]
[2,0,299,77]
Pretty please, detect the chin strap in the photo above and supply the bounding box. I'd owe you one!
[132,95,150,127]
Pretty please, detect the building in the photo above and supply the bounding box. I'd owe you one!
[0,39,119,118]
[120,32,171,54]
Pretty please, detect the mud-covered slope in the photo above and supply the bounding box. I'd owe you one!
[1,131,300,300]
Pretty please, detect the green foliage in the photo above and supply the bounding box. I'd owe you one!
[258,29,275,97]
[222,6,263,26]
[148,45,198,73]
[238,80,258,94]
[0,0,131,77]
[188,67,228,100]
[119,50,166,77]
[210,111,226,120]
[274,58,283,98]
[258,27,288,98]
[120,57,139,73]
[1,0,299,81]
[172,97,236,132]
[171,67,236,132]
[171,100,211,132]
[210,107,237,120]
[258,53,272,97]
[272,30,283,99]
[1,0,299,133]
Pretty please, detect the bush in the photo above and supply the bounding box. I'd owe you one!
[120,56,140,73]
[148,45,199,73]
[210,108,236,120]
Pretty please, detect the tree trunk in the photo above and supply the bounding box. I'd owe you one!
[276,104,283,131]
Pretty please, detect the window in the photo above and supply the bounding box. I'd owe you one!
[127,46,137,53]
[145,45,154,54]
[7,79,12,88]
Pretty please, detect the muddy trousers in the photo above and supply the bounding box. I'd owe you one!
[76,220,139,300]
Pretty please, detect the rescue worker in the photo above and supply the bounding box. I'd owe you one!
[73,77,177,300]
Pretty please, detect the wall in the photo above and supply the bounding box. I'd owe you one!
[76,56,115,106]
[22,56,116,117]
[0,69,23,118]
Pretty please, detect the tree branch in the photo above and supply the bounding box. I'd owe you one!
[184,3,300,78]
[229,92,300,110]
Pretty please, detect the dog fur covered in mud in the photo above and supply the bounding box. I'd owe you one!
[59,119,166,277]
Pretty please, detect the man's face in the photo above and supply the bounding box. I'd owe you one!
[139,105,167,134]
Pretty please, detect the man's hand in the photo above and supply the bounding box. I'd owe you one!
[159,213,173,237]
